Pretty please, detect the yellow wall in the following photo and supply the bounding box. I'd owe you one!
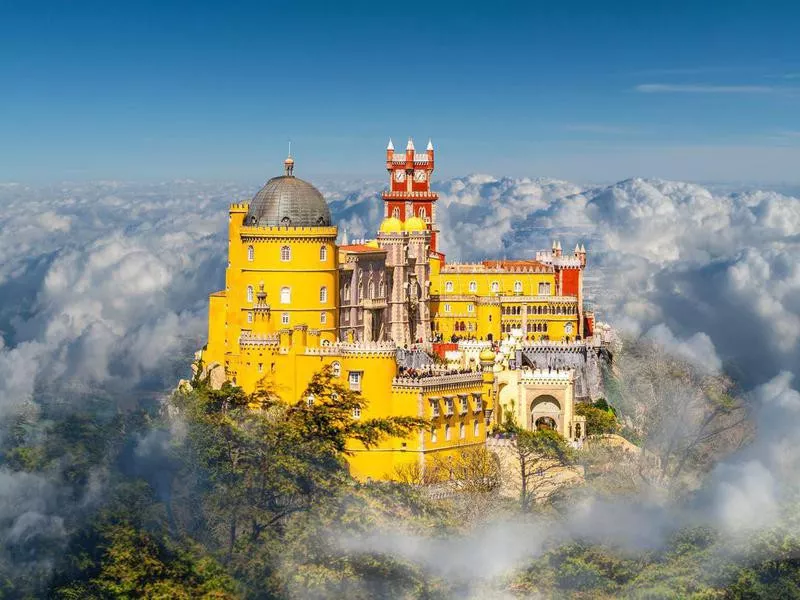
[428,265,583,341]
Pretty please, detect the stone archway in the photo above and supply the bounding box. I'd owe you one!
[530,395,561,433]
[535,416,557,430]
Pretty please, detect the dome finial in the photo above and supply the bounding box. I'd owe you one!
[284,140,294,176]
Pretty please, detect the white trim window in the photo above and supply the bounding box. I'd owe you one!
[474,420,480,437]
[320,311,327,324]
[445,424,451,441]
[514,280,523,293]
[445,281,454,292]
[430,399,440,417]
[281,312,289,325]
[565,322,574,335]
[247,245,255,262]
[332,361,341,377]
[280,287,291,304]
[246,311,253,323]
[280,245,291,262]
[352,406,361,419]
[320,286,328,303]
[319,245,327,261]
[491,281,500,293]
[459,422,466,439]
[469,281,477,292]
[460,396,468,414]
[474,394,483,411]
[445,398,454,415]
[348,371,362,392]
[246,285,254,303]
[431,427,438,443]
[467,303,474,313]
[444,303,451,313]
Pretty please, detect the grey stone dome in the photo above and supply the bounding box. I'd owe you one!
[244,171,331,228]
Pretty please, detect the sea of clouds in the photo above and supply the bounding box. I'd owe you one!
[0,173,798,586]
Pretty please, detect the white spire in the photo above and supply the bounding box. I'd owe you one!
[575,243,581,253]
[552,240,557,249]
[387,138,394,151]
[426,139,433,151]
[556,240,562,250]
[580,243,586,253]
[407,137,415,151]
[341,229,349,245]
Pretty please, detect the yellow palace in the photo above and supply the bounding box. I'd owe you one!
[200,140,601,480]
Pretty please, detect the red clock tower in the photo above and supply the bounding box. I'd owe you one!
[382,137,443,259]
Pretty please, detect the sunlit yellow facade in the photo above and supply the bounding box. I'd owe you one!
[429,255,585,343]
[200,143,597,481]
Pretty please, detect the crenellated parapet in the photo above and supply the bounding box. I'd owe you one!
[229,202,250,212]
[239,332,280,347]
[240,225,338,241]
[519,368,575,384]
[520,339,591,353]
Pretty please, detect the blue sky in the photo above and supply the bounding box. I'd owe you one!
[1,0,799,183]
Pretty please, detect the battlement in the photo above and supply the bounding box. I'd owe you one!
[388,152,431,165]
[518,368,574,384]
[441,261,554,274]
[229,202,250,211]
[239,332,280,347]
[240,225,338,239]
[518,339,590,352]
[381,191,439,200]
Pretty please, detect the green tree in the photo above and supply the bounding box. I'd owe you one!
[575,401,618,436]
[514,429,577,510]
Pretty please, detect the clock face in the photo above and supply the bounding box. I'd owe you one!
[394,170,406,182]
[414,170,427,182]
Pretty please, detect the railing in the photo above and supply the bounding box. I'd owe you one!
[361,297,388,309]
[392,370,483,388]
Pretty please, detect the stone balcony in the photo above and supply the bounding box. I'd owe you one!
[361,297,387,309]
[392,370,484,389]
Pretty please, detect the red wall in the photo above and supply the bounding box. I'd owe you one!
[561,268,580,297]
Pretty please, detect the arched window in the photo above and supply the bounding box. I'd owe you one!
[319,245,327,261]
[459,422,466,439]
[247,245,254,262]
[418,207,426,219]
[280,245,291,262]
[469,281,477,293]
[565,322,573,335]
[445,281,454,292]
[280,287,291,304]
[392,207,400,218]
[378,279,385,297]
[332,361,341,377]
[320,286,328,303]
[368,281,375,299]
[514,281,523,293]
[474,420,480,437]
[491,281,500,293]
[246,286,254,303]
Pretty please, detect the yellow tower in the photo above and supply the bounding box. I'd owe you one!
[203,155,339,394]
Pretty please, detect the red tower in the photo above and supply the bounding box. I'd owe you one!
[382,137,443,259]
